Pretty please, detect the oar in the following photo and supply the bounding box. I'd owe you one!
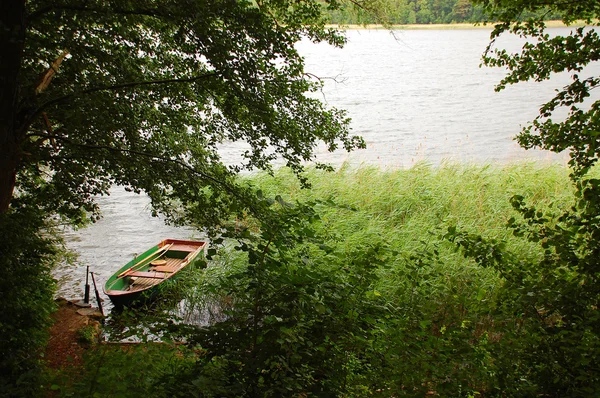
[117,243,174,278]
[90,272,104,317]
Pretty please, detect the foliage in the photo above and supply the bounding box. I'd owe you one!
[45,163,598,396]
[47,343,196,398]
[159,196,394,396]
[476,0,600,176]
[0,210,59,397]
[3,0,363,229]
[246,163,575,396]
[327,0,484,24]
[2,0,363,393]
[76,324,101,346]
[445,177,600,395]
[57,163,574,396]
[438,1,600,394]
[323,0,562,25]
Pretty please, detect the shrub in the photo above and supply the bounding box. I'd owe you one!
[0,209,58,397]
[446,177,600,395]
[158,198,395,396]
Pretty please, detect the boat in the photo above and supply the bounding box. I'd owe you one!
[103,239,207,308]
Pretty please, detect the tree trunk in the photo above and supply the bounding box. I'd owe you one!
[0,1,26,214]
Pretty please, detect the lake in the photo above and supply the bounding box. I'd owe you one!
[300,28,596,166]
[58,27,597,302]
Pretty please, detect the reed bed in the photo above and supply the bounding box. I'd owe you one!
[246,161,575,307]
[95,161,588,397]
[249,161,573,251]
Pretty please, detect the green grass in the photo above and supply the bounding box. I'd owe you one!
[249,161,572,253]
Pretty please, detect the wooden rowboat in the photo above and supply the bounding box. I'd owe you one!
[103,239,207,308]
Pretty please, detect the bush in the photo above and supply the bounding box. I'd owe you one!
[162,198,394,396]
[0,209,58,397]
[446,177,600,395]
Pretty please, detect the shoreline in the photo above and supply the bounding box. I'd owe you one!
[328,20,586,30]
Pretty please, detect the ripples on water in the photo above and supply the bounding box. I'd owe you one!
[302,28,597,167]
[59,28,598,306]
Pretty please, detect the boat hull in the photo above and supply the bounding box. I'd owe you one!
[103,239,207,308]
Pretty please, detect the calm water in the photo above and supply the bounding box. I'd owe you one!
[58,28,598,302]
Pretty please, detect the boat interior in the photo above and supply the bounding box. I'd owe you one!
[127,255,187,291]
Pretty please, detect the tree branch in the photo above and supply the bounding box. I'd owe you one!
[27,5,170,23]
[27,72,218,126]
[27,131,245,201]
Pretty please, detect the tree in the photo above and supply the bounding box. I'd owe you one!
[0,0,365,393]
[452,0,472,21]
[415,0,433,23]
[1,0,365,226]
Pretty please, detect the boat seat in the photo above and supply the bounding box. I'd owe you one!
[129,277,160,288]
[151,265,179,273]
[128,271,167,279]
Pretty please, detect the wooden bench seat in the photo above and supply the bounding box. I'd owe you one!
[128,271,167,279]
[152,265,179,273]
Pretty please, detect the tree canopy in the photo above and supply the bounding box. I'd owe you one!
[0,0,364,392]
[0,0,364,227]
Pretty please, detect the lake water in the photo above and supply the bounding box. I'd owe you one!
[301,28,596,166]
[58,28,598,303]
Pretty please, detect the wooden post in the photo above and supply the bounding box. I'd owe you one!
[84,266,90,304]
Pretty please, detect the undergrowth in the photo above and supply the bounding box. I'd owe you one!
[49,161,599,397]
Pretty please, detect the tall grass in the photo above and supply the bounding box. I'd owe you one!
[193,161,576,359]
[249,161,572,254]
[251,162,572,314]
[229,161,581,394]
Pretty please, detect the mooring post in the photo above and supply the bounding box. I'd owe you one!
[90,272,104,317]
[84,265,90,304]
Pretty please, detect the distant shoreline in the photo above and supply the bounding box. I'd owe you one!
[328,20,584,30]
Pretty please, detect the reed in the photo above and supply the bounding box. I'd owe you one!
[249,161,573,252]
[247,161,575,308]
[231,161,583,394]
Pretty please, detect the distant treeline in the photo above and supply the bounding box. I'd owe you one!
[325,0,562,25]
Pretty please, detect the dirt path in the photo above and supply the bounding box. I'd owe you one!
[45,298,103,370]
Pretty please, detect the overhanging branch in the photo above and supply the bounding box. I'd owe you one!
[27,131,251,206]
[27,5,171,23]
[40,73,218,110]
[27,72,219,127]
